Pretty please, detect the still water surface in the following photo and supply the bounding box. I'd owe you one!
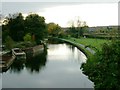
[2,43,94,88]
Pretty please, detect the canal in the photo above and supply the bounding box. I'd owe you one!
[2,41,94,88]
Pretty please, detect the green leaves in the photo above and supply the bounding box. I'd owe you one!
[25,14,47,44]
[23,33,32,42]
[82,40,120,89]
[3,13,47,44]
[5,36,14,50]
[47,23,62,37]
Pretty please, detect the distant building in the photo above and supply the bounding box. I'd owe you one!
[62,27,70,31]
[88,25,118,32]
[61,25,118,32]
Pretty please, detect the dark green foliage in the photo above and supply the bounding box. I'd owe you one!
[5,13,25,41]
[2,25,9,42]
[14,41,36,49]
[68,26,78,38]
[25,14,47,44]
[67,26,87,38]
[5,36,14,50]
[2,13,47,45]
[82,40,120,89]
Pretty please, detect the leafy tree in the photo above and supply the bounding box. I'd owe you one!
[2,25,9,43]
[47,23,62,36]
[68,26,77,38]
[68,18,88,38]
[25,14,47,44]
[5,36,14,50]
[3,13,25,41]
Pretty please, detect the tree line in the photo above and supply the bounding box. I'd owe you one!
[2,13,47,43]
[2,13,89,46]
[2,13,63,49]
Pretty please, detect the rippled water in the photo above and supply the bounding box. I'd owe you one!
[2,43,94,88]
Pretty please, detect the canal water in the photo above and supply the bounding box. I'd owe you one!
[2,42,94,88]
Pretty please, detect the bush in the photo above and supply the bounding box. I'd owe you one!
[23,33,32,42]
[5,36,14,50]
[82,40,120,89]
[15,41,37,49]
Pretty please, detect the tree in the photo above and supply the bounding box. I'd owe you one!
[3,13,25,41]
[2,24,9,43]
[82,41,120,89]
[68,18,88,38]
[47,23,62,37]
[68,26,77,38]
[5,36,14,50]
[76,19,88,37]
[25,14,47,44]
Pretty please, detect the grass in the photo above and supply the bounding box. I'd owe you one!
[64,37,111,51]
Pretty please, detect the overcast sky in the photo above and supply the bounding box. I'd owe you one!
[1,2,119,27]
[1,0,119,2]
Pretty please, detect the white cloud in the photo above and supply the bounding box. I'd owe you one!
[2,2,118,27]
[39,3,118,27]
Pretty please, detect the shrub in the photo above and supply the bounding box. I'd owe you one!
[82,40,120,89]
[5,36,14,50]
[23,33,32,42]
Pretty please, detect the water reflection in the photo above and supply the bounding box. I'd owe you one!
[25,50,47,73]
[48,38,64,44]
[48,44,86,64]
[2,41,94,88]
[10,59,25,73]
[10,50,47,74]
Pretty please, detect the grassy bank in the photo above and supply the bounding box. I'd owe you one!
[64,37,110,51]
[56,38,93,59]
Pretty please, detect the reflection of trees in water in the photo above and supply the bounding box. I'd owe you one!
[10,59,25,73]
[48,38,64,44]
[25,50,47,73]
[66,43,75,52]
[9,50,47,73]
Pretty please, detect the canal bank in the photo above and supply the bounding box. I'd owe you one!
[50,37,95,59]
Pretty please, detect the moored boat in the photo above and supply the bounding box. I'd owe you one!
[12,48,26,60]
[0,54,15,72]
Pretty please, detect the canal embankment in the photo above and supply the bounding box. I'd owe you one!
[51,37,95,59]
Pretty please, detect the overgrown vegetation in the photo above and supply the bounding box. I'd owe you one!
[5,36,14,50]
[47,23,62,37]
[82,40,120,89]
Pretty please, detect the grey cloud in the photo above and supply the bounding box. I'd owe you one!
[2,2,84,15]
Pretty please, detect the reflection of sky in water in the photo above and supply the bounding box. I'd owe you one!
[48,44,87,62]
[48,44,72,56]
[2,43,94,88]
